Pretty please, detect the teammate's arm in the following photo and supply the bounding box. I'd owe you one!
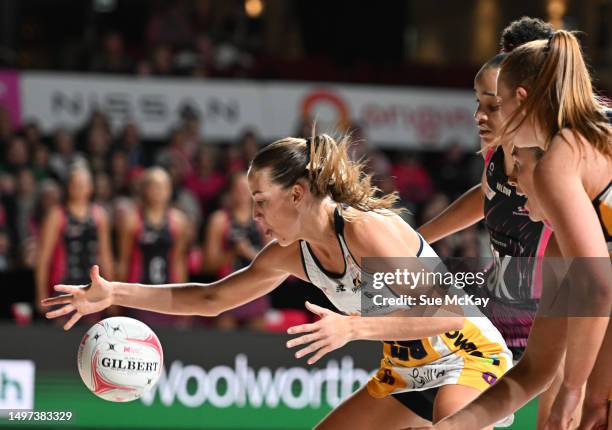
[201,210,234,274]
[417,184,484,244]
[115,205,137,281]
[170,208,190,283]
[579,324,612,430]
[42,240,293,330]
[34,206,62,312]
[418,316,568,430]
[533,134,612,428]
[95,206,114,280]
[416,236,569,430]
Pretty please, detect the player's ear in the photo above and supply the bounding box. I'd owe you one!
[516,86,528,104]
[291,181,307,206]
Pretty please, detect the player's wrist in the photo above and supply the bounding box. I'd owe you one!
[346,315,362,342]
[107,281,119,307]
[560,379,586,392]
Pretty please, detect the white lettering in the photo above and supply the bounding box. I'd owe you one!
[141,356,375,410]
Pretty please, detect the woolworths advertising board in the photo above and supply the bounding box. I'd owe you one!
[0,324,537,429]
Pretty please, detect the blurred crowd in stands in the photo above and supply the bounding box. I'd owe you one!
[0,102,486,330]
[5,0,480,87]
[0,0,487,325]
[89,1,261,78]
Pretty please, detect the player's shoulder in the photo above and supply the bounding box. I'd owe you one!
[115,202,138,230]
[206,209,230,231]
[45,204,64,227]
[167,207,191,235]
[539,128,600,179]
[342,206,420,257]
[533,130,587,195]
[47,204,63,219]
[91,203,109,223]
[254,239,301,274]
[549,128,593,156]
[168,207,188,225]
[537,130,582,172]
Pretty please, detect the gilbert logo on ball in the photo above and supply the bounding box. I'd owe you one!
[78,317,163,402]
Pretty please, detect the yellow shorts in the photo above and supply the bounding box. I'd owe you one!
[367,347,511,398]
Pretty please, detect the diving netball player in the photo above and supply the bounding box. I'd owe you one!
[43,134,514,429]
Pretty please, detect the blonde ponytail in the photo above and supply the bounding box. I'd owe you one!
[498,30,611,155]
[306,134,402,215]
[250,133,405,217]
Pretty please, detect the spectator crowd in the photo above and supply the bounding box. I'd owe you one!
[0,103,486,330]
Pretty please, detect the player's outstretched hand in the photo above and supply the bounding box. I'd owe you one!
[576,398,608,430]
[286,301,352,365]
[544,384,583,430]
[41,265,113,330]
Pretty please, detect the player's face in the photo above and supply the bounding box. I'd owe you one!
[247,167,300,247]
[68,169,93,202]
[144,173,171,207]
[509,146,544,222]
[474,67,502,145]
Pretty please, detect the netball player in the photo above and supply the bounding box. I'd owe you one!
[417,17,567,428]
[202,171,270,329]
[116,167,190,327]
[511,145,611,430]
[35,163,113,316]
[412,30,612,430]
[43,134,513,430]
[418,15,553,357]
[498,31,612,429]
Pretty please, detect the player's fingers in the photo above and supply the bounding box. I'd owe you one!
[576,422,598,430]
[286,332,321,349]
[90,265,101,283]
[54,284,82,295]
[287,322,318,335]
[307,346,331,365]
[41,294,73,306]
[295,340,326,359]
[305,301,331,316]
[64,312,82,331]
[45,304,75,319]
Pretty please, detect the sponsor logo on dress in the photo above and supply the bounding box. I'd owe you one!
[482,371,497,385]
[496,182,511,197]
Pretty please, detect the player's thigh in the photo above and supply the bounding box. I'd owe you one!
[314,385,429,430]
[432,384,493,430]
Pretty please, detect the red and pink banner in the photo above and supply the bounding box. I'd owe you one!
[0,70,21,129]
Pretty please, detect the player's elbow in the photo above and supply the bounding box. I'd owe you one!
[196,307,222,317]
[519,351,559,393]
[198,302,223,317]
[591,280,612,310]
